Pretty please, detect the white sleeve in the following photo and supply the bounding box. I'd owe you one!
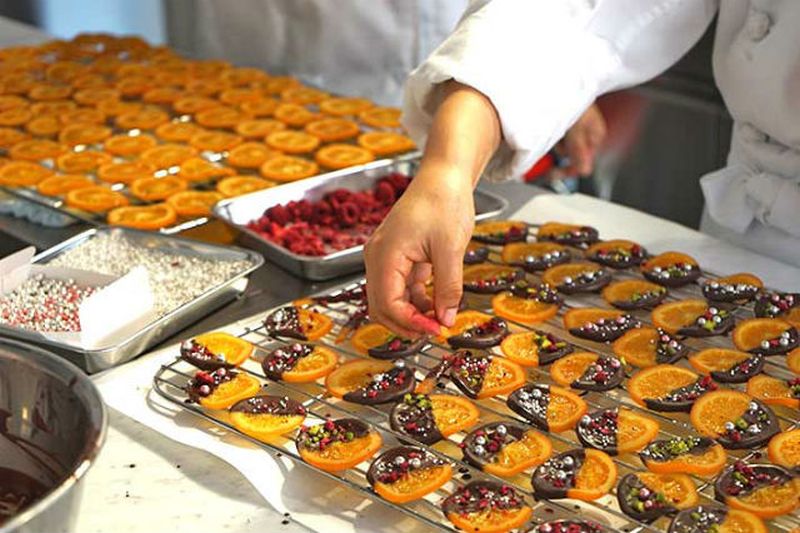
[402,0,719,181]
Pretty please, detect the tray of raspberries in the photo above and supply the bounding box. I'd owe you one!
[213,156,507,280]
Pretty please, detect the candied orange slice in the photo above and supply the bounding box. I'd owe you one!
[230,400,307,441]
[602,279,666,309]
[546,386,587,432]
[473,220,528,244]
[28,83,72,101]
[96,99,143,117]
[195,105,250,129]
[265,130,320,154]
[479,357,526,399]
[129,176,187,202]
[58,123,112,146]
[612,327,668,368]
[154,121,205,142]
[447,499,532,533]
[103,133,157,156]
[373,459,453,504]
[0,107,32,127]
[240,97,279,117]
[688,348,755,376]
[166,190,223,217]
[142,87,185,105]
[173,95,221,115]
[226,142,281,168]
[0,127,30,148]
[746,375,799,408]
[107,203,177,230]
[768,429,800,469]
[280,86,328,105]
[570,449,618,501]
[36,174,93,196]
[500,241,568,268]
[234,118,285,139]
[541,261,608,291]
[198,372,261,410]
[651,299,719,334]
[319,97,372,116]
[97,160,156,184]
[194,332,254,366]
[431,394,480,437]
[358,106,402,128]
[689,390,753,439]
[315,144,375,169]
[9,139,67,161]
[29,100,76,117]
[491,292,560,324]
[563,308,626,331]
[279,346,339,383]
[273,103,321,127]
[636,472,699,509]
[25,115,61,137]
[705,273,763,293]
[616,409,661,454]
[463,264,523,292]
[549,351,601,387]
[733,318,794,352]
[789,348,800,374]
[482,428,552,477]
[350,323,395,355]
[325,359,394,398]
[500,331,571,367]
[216,175,274,197]
[0,95,28,111]
[219,87,263,106]
[627,365,704,407]
[259,155,319,182]
[72,87,120,106]
[357,131,415,156]
[296,309,333,341]
[189,130,243,152]
[537,221,599,244]
[438,310,494,342]
[115,107,170,130]
[725,473,800,519]
[298,425,382,472]
[56,150,111,173]
[115,76,152,97]
[305,117,360,142]
[641,438,727,476]
[66,185,129,212]
[220,66,269,87]
[140,143,198,168]
[263,76,300,95]
[58,108,105,125]
[176,157,233,183]
[642,251,701,286]
[0,161,53,186]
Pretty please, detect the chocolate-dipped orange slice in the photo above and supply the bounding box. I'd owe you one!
[563,308,640,342]
[732,318,798,356]
[714,462,799,519]
[541,262,611,294]
[296,418,382,472]
[185,368,260,410]
[642,252,700,287]
[500,330,573,367]
[389,393,479,445]
[628,365,717,412]
[367,446,452,503]
[652,300,734,337]
[442,480,532,533]
[261,343,338,382]
[230,394,306,440]
[536,222,599,247]
[264,306,332,341]
[461,422,552,477]
[325,359,414,405]
[180,332,253,370]
[612,327,688,368]
[576,407,660,455]
[531,448,617,501]
[639,436,727,476]
[585,239,648,269]
[702,273,763,303]
[491,281,563,324]
[687,349,764,384]
[746,375,800,409]
[689,391,779,450]
[668,505,767,533]
[617,472,698,522]
[550,351,624,392]
[602,279,667,310]
[506,384,587,433]
[463,264,525,294]
[472,220,528,245]
[501,241,570,271]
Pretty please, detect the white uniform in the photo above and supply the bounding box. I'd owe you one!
[404,0,800,267]
[172,0,466,106]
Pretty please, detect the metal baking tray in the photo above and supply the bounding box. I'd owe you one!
[213,154,508,280]
[0,226,263,373]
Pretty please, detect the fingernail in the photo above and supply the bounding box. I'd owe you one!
[442,307,457,327]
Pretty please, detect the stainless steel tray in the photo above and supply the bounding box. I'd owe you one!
[213,155,508,280]
[0,227,263,373]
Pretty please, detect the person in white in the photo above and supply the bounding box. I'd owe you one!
[365,0,800,337]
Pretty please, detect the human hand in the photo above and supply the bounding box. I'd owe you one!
[557,103,607,176]
[364,162,474,337]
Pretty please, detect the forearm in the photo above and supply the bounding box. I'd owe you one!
[416,81,501,189]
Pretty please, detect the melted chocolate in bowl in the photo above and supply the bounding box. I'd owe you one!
[0,339,106,531]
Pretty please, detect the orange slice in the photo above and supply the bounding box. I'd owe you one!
[612,327,671,368]
[640,437,727,476]
[768,429,800,469]
[357,131,415,156]
[28,83,72,101]
[230,396,307,441]
[103,133,158,156]
[263,345,339,383]
[141,87,184,105]
[273,103,322,128]
[305,118,360,142]
[194,105,250,129]
[585,239,647,267]
[602,279,667,309]
[536,222,599,245]
[477,357,526,399]
[107,203,178,230]
[319,97,372,116]
[0,127,30,149]
[56,150,112,174]
[226,142,281,168]
[0,161,53,187]
[234,118,286,139]
[789,347,800,374]
[723,468,800,519]
[280,86,329,105]
[197,372,261,410]
[176,157,235,183]
[194,332,254,366]
[115,107,170,130]
[72,87,120,106]
[239,97,280,117]
[0,95,28,111]
[216,175,274,197]
[97,160,156,184]
[500,330,571,367]
[358,106,402,128]
[703,273,763,299]
[350,323,395,355]
[627,365,705,408]
[549,351,601,387]
[173,95,221,115]
[58,108,106,125]
[438,310,494,342]
[491,291,560,324]
[508,385,588,433]
[473,220,528,244]
[36,174,93,196]
[372,457,452,504]
[129,176,188,202]
[265,130,320,154]
[652,299,726,335]
[154,121,205,142]
[297,422,382,472]
[25,115,61,137]
[563,307,632,331]
[541,261,609,292]
[746,375,799,408]
[66,186,129,212]
[642,251,701,286]
[0,107,32,127]
[264,76,301,95]
[8,139,67,161]
[733,318,795,352]
[259,155,319,182]
[445,482,532,533]
[315,144,375,169]
[689,390,770,442]
[570,449,618,501]
[616,409,661,454]
[220,67,269,87]
[462,263,524,293]
[500,241,569,269]
[430,394,480,437]
[140,143,198,168]
[219,87,263,106]
[188,130,243,152]
[166,190,223,217]
[688,348,757,377]
[635,472,699,509]
[96,99,143,117]
[58,123,112,146]
[325,359,395,398]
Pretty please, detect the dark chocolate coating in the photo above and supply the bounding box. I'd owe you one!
[610,289,667,310]
[668,505,729,533]
[639,437,716,469]
[472,225,528,245]
[0,467,51,525]
[587,245,648,269]
[747,326,799,356]
[441,480,526,517]
[463,268,525,294]
[556,268,612,295]
[448,350,493,398]
[511,249,571,272]
[185,367,239,403]
[366,445,447,487]
[261,343,314,380]
[531,449,585,499]
[571,355,625,392]
[538,226,599,247]
[461,422,527,470]
[643,266,701,288]
[568,315,640,343]
[295,418,369,453]
[367,337,426,359]
[677,310,736,338]
[389,394,443,445]
[506,384,551,431]
[617,473,676,522]
[464,246,490,264]
[714,463,795,502]
[642,377,716,413]
[710,353,765,384]
[575,409,618,455]
[447,318,509,349]
[716,399,779,450]
[702,281,761,303]
[180,339,234,371]
[654,330,690,365]
[531,331,574,365]
[230,394,305,416]
[342,366,416,405]
[754,291,800,320]
[264,306,306,340]
[528,519,608,533]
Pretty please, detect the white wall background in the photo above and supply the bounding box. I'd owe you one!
[35,0,165,43]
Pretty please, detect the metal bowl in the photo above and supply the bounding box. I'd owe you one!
[0,338,106,533]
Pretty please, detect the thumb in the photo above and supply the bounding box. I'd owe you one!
[431,243,464,327]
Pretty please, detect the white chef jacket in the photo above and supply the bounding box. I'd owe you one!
[404,0,800,267]
[171,0,466,106]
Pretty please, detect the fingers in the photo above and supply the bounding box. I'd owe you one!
[564,130,593,176]
[430,239,464,328]
[408,263,433,314]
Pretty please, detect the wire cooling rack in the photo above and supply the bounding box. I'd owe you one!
[153,232,800,533]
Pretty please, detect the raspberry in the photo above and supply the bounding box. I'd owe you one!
[335,202,361,227]
[265,204,291,226]
[375,181,396,205]
[310,200,332,224]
